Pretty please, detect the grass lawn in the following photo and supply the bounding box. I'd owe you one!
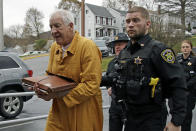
[190,35,196,47]
[102,56,114,72]
[172,35,196,53]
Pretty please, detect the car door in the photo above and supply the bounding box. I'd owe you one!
[0,55,21,86]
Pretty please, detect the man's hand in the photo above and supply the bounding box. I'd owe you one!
[32,83,69,101]
[164,122,181,131]
[107,87,112,96]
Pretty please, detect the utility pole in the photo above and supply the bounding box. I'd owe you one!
[0,0,4,51]
[81,0,85,36]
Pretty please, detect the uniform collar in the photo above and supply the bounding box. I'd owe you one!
[127,34,152,48]
[183,54,192,60]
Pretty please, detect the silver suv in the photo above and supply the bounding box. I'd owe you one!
[0,51,33,119]
[94,40,109,57]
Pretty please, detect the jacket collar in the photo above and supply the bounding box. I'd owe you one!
[55,31,79,56]
[127,34,152,48]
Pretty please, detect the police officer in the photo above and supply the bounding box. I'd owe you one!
[105,33,129,131]
[115,6,187,131]
[176,40,196,131]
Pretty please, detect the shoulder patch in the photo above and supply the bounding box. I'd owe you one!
[161,49,175,64]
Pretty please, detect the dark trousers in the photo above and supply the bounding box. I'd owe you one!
[181,94,196,131]
[109,101,168,131]
[124,104,168,131]
[109,100,124,131]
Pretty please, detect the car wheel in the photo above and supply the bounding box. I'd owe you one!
[0,90,24,119]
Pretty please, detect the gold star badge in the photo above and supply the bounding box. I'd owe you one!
[134,56,142,65]
[188,62,192,66]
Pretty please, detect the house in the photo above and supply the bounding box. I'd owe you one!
[76,3,117,40]
[108,8,127,33]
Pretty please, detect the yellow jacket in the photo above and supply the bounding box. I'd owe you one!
[45,32,103,131]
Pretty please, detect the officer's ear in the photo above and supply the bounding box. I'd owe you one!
[146,20,151,29]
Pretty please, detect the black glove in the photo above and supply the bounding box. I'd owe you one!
[114,76,127,101]
[100,74,113,87]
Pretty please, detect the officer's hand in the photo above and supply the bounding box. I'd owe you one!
[107,87,112,96]
[164,122,181,131]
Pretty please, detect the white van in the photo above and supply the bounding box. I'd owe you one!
[191,27,196,35]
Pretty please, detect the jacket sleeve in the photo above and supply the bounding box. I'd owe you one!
[187,57,196,89]
[102,59,114,88]
[151,44,187,126]
[63,40,102,108]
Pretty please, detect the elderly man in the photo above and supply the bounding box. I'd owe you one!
[35,9,103,131]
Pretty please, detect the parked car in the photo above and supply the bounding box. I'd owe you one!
[192,47,196,53]
[20,50,47,57]
[0,51,33,119]
[94,40,109,57]
[20,51,34,57]
[185,31,192,37]
[191,27,196,35]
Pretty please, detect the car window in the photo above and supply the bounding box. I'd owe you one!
[0,56,19,69]
[95,41,106,47]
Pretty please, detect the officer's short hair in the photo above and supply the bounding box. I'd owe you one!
[127,6,149,20]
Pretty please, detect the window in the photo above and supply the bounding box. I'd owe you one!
[86,10,89,14]
[103,18,106,25]
[101,17,103,25]
[74,18,77,25]
[106,18,108,25]
[96,16,97,23]
[100,29,103,37]
[108,18,111,25]
[114,30,116,36]
[0,56,19,69]
[88,29,91,37]
[96,31,99,37]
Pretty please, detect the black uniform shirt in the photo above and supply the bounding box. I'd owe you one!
[121,34,187,126]
[177,54,196,90]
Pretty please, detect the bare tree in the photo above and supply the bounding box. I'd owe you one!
[58,0,81,13]
[24,7,44,38]
[4,24,23,38]
[155,0,196,33]
[22,23,33,38]
[102,0,118,9]
[103,0,136,10]
[137,0,157,10]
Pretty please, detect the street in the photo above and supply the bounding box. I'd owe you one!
[0,55,195,131]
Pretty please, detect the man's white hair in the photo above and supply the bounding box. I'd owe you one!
[50,9,74,25]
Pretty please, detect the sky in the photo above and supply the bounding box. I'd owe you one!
[3,0,103,32]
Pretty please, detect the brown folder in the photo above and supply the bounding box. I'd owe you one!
[22,75,77,93]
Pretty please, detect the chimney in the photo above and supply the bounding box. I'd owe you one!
[158,5,161,15]
[128,1,133,10]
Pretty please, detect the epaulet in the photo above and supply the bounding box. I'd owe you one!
[150,40,165,49]
[145,40,165,53]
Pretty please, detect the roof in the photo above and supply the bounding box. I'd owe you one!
[112,8,127,16]
[86,3,114,18]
